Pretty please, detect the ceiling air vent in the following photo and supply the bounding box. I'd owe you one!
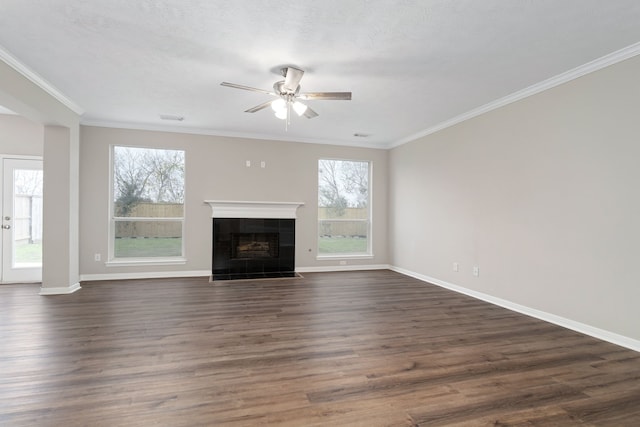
[160,114,185,121]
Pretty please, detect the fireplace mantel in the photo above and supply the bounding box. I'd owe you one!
[204,200,304,219]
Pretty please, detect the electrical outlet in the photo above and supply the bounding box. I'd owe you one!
[453,262,459,272]
[473,266,479,277]
[260,161,266,168]
[245,160,251,167]
[94,253,101,262]
[339,260,347,265]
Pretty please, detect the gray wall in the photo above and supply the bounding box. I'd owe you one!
[389,55,640,342]
[0,114,43,155]
[79,126,388,276]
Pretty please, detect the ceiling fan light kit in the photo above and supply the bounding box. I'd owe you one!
[271,98,286,113]
[292,101,307,116]
[274,107,287,120]
[221,66,351,129]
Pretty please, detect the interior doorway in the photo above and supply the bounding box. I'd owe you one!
[1,157,43,283]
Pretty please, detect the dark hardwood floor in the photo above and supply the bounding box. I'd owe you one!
[1,270,639,426]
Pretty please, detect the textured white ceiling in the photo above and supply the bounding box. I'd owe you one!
[1,1,639,147]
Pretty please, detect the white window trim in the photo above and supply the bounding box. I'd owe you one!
[108,145,186,265]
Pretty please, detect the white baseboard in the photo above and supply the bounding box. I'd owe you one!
[390,266,640,353]
[80,265,390,282]
[80,270,210,282]
[39,282,82,295]
[297,264,391,273]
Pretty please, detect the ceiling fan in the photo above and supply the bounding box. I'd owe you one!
[221,66,351,127]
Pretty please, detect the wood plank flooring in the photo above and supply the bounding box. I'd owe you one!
[1,270,639,426]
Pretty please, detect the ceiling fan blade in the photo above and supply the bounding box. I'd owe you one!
[244,100,273,113]
[299,92,352,100]
[283,67,304,92]
[221,82,276,96]
[303,106,319,119]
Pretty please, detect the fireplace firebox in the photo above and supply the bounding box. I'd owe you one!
[231,233,279,259]
[212,218,295,280]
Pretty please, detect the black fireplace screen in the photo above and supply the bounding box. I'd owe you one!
[231,233,279,259]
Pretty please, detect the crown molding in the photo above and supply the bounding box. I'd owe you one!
[0,45,84,116]
[80,119,386,149]
[5,36,638,149]
[389,41,640,149]
[0,105,17,115]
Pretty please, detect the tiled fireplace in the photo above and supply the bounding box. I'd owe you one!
[205,201,304,281]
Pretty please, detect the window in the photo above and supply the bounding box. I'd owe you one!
[318,159,371,256]
[110,146,185,262]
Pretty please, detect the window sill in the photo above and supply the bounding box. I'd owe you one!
[105,257,187,267]
[316,254,374,261]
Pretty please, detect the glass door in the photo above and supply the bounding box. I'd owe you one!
[2,158,43,283]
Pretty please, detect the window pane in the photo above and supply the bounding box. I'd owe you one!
[115,202,184,218]
[318,159,370,255]
[115,221,182,258]
[319,220,368,253]
[113,146,184,217]
[318,160,368,216]
[13,169,43,267]
[112,145,185,259]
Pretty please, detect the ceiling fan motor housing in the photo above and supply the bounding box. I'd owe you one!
[273,81,300,97]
